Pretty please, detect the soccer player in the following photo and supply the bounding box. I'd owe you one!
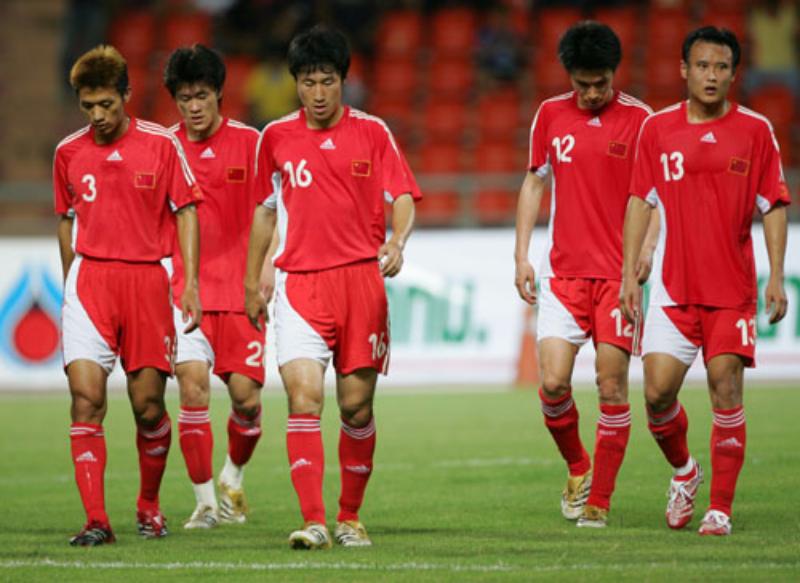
[163,45,274,529]
[514,21,655,527]
[621,26,790,536]
[245,25,421,549]
[54,45,202,545]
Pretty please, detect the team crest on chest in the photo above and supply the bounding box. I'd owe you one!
[728,157,750,176]
[607,141,628,158]
[352,160,371,177]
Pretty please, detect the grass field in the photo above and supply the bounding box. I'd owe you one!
[1,384,799,582]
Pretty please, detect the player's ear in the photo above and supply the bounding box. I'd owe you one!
[680,60,688,81]
[122,87,131,104]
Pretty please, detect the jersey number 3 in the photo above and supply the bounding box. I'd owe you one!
[81,174,97,202]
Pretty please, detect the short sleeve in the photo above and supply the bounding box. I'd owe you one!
[167,136,203,211]
[53,148,74,216]
[528,103,550,176]
[380,126,422,202]
[629,117,659,206]
[755,121,792,214]
[255,128,281,209]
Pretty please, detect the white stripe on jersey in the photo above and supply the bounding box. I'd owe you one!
[227,119,260,135]
[254,110,301,176]
[632,101,684,162]
[55,125,91,150]
[617,92,653,114]
[135,121,197,187]
[528,92,574,169]
[349,108,401,157]
[738,105,784,161]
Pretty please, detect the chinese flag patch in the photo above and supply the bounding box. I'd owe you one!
[227,167,246,182]
[352,160,371,177]
[608,141,628,158]
[135,172,156,189]
[728,157,750,176]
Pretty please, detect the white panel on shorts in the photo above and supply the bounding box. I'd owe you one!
[274,270,333,368]
[61,255,116,373]
[642,305,698,367]
[173,305,214,366]
[536,278,590,347]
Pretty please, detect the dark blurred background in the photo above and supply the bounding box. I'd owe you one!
[0,0,797,235]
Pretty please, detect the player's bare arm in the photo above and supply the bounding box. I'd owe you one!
[245,205,277,329]
[259,229,280,303]
[514,170,546,305]
[57,214,76,283]
[635,211,660,284]
[620,196,652,323]
[176,203,202,332]
[379,193,415,278]
[762,203,789,324]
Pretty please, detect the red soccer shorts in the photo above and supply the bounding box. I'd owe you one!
[274,260,389,375]
[62,256,175,374]
[642,304,756,367]
[537,277,633,352]
[174,308,266,385]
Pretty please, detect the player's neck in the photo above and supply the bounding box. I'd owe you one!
[187,114,223,142]
[686,98,730,124]
[305,105,345,130]
[94,115,130,145]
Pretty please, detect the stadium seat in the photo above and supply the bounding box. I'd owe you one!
[162,11,212,50]
[423,100,468,142]
[645,8,691,57]
[644,53,685,103]
[152,86,181,128]
[477,89,521,139]
[536,7,582,58]
[704,0,749,11]
[474,188,517,225]
[220,56,255,122]
[125,64,151,120]
[107,10,156,68]
[376,11,423,57]
[369,93,414,142]
[699,11,746,42]
[427,58,475,98]
[474,139,521,173]
[748,85,795,126]
[593,7,639,50]
[431,8,477,56]
[773,127,794,167]
[415,190,462,226]
[417,141,463,173]
[372,58,418,96]
[532,54,571,98]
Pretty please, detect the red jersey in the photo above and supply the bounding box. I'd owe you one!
[630,101,791,309]
[54,118,201,262]
[528,91,651,279]
[171,118,260,311]
[255,106,421,272]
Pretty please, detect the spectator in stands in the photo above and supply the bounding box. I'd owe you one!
[477,6,526,84]
[745,0,800,97]
[245,44,298,126]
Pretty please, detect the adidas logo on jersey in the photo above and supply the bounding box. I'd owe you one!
[200,147,216,159]
[701,131,717,143]
[320,138,336,150]
[587,117,602,127]
[106,150,123,161]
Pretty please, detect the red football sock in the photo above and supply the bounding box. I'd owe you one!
[337,416,376,522]
[136,413,171,509]
[70,423,109,525]
[647,401,690,469]
[228,405,262,466]
[709,406,746,516]
[287,414,325,524]
[178,406,213,484]
[539,387,591,476]
[587,403,631,510]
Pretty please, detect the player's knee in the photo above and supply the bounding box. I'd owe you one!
[71,392,106,422]
[287,390,323,416]
[644,383,675,412]
[540,375,571,399]
[179,377,210,407]
[131,394,166,427]
[339,397,373,426]
[232,393,262,418]
[596,374,627,404]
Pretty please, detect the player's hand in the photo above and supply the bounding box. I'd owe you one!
[378,241,403,277]
[634,248,655,285]
[245,285,268,331]
[619,275,641,324]
[515,260,537,305]
[181,286,202,333]
[764,275,788,324]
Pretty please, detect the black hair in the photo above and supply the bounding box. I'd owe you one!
[681,26,741,70]
[163,44,226,97]
[287,24,350,80]
[558,21,622,73]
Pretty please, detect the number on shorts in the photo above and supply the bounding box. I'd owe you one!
[735,318,755,346]
[610,308,633,338]
[245,341,265,367]
[368,332,387,360]
[81,174,98,201]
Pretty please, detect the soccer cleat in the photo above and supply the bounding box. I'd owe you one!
[334,520,373,547]
[137,508,168,538]
[288,522,332,550]
[561,471,592,520]
[69,522,116,547]
[576,504,608,528]
[183,504,219,530]
[218,479,248,524]
[665,460,703,529]
[698,509,732,536]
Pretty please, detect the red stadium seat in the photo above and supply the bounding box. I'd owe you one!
[152,86,181,128]
[644,53,685,102]
[415,190,462,226]
[699,11,746,42]
[220,56,255,122]
[532,54,571,98]
[474,139,521,173]
[536,8,582,57]
[774,127,793,166]
[417,142,463,173]
[376,11,423,57]
[748,85,795,126]
[474,188,517,225]
[108,10,156,68]
[369,93,414,140]
[646,8,692,57]
[125,64,151,119]
[593,7,639,50]
[423,100,468,142]
[427,58,475,98]
[431,8,477,56]
[704,0,749,11]
[372,58,418,96]
[646,94,682,113]
[477,90,521,138]
[162,12,212,50]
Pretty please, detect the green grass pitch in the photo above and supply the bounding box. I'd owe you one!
[1,384,799,582]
